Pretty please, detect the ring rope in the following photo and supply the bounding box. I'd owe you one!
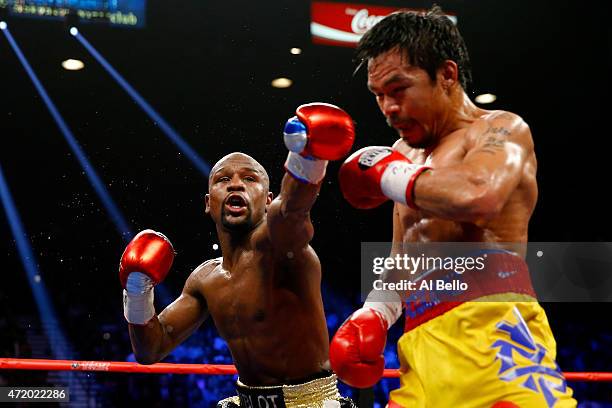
[1,359,611,382]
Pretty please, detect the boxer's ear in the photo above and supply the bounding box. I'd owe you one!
[437,59,458,92]
[204,194,210,214]
[265,192,274,211]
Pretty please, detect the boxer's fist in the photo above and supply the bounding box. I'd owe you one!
[339,146,430,209]
[284,103,355,184]
[119,229,175,289]
[330,308,388,388]
[284,103,355,160]
[120,229,174,325]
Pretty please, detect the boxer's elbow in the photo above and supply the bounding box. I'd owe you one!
[131,339,163,365]
[134,351,160,365]
[128,319,167,365]
[282,209,315,240]
[454,185,504,222]
[284,212,315,247]
[268,209,314,250]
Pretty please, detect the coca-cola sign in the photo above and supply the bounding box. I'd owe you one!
[350,8,387,35]
[311,2,457,47]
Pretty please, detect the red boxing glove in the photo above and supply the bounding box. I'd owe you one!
[330,308,388,388]
[284,103,355,160]
[120,229,175,325]
[338,146,431,210]
[119,229,175,288]
[284,103,355,184]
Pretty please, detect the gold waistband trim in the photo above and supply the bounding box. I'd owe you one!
[234,373,341,408]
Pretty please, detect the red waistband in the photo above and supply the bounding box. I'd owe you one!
[404,251,536,332]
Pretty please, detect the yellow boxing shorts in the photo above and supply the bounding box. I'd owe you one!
[388,251,577,407]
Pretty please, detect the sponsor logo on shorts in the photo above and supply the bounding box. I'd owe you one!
[491,307,568,408]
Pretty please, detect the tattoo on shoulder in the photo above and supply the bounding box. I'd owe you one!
[484,135,506,147]
[477,127,511,149]
[485,126,512,136]
[476,130,511,154]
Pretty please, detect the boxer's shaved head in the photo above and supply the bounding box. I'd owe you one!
[206,152,272,234]
[209,152,269,192]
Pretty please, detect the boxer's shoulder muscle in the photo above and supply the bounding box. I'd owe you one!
[255,217,320,272]
[195,257,223,274]
[468,110,533,151]
[470,109,537,191]
[481,109,525,125]
[274,244,322,289]
[190,257,222,288]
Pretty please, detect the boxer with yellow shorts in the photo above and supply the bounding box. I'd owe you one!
[329,6,576,407]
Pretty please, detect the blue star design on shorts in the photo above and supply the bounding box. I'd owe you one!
[491,307,567,408]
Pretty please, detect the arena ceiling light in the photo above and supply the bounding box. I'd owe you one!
[271,77,293,88]
[475,93,497,104]
[0,21,7,30]
[62,59,85,71]
[290,47,302,55]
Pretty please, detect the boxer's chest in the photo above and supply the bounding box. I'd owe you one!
[202,254,287,339]
[394,131,484,242]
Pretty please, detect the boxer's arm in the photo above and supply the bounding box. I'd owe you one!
[412,114,532,222]
[376,204,405,283]
[129,268,208,364]
[367,204,404,325]
[267,103,354,251]
[380,204,404,283]
[392,203,403,242]
[267,172,320,252]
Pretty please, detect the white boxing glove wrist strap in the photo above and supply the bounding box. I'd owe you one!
[380,161,430,209]
[364,290,403,329]
[123,289,155,325]
[123,272,155,325]
[285,152,328,184]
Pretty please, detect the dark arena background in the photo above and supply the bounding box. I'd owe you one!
[1,0,611,406]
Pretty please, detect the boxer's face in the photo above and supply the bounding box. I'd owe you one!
[206,154,272,233]
[367,48,448,148]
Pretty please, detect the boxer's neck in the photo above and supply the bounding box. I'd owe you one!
[216,222,260,270]
[430,90,485,150]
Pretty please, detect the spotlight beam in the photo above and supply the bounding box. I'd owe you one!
[0,165,72,359]
[2,26,132,240]
[0,164,90,403]
[72,29,212,176]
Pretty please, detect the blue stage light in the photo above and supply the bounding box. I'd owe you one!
[2,26,133,241]
[73,30,212,177]
[0,165,72,359]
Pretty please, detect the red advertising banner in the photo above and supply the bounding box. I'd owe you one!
[311,2,457,47]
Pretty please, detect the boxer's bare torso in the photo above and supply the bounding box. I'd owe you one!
[393,110,538,247]
[365,49,538,248]
[186,232,329,385]
[129,153,331,387]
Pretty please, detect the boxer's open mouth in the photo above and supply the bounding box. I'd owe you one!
[225,194,248,215]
